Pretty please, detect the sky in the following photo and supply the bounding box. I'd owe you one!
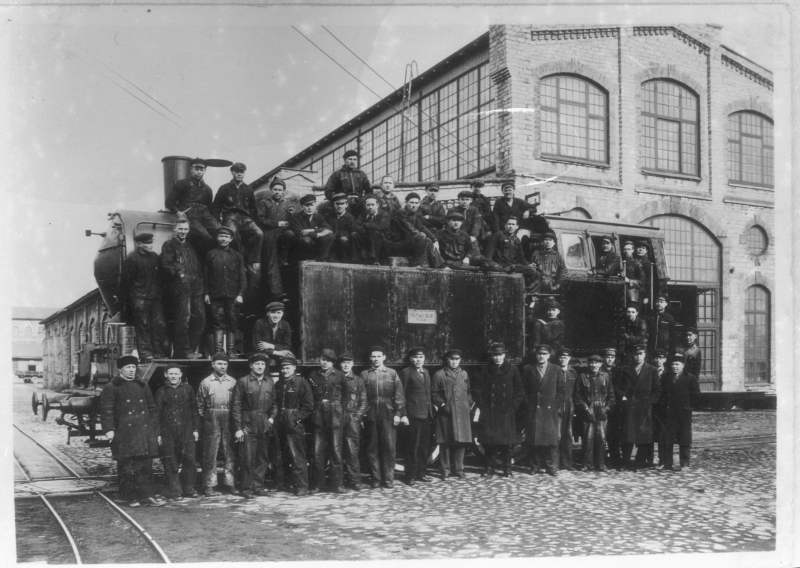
[0,2,787,311]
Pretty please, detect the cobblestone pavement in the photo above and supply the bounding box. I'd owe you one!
[15,381,776,559]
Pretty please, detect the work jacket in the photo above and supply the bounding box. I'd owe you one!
[376,192,402,215]
[307,367,346,430]
[324,166,373,201]
[448,205,484,239]
[621,256,646,291]
[213,180,257,219]
[431,367,473,444]
[594,251,621,277]
[389,207,437,242]
[622,362,661,444]
[419,197,447,230]
[360,366,406,422]
[154,382,199,445]
[622,317,649,352]
[473,360,525,445]
[437,227,480,263]
[322,210,357,237]
[165,177,214,214]
[485,230,527,267]
[573,370,616,423]
[399,366,433,420]
[231,374,277,435]
[256,196,294,231]
[522,362,566,447]
[677,344,703,379]
[353,209,391,235]
[161,237,204,295]
[275,375,314,423]
[342,371,368,438]
[100,377,160,460]
[530,249,566,291]
[121,249,163,300]
[196,374,237,418]
[492,196,536,233]
[648,311,676,353]
[472,192,494,228]
[289,211,333,236]
[531,318,565,355]
[204,247,246,299]
[654,371,699,446]
[252,319,292,354]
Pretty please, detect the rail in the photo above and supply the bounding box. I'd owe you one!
[39,494,83,564]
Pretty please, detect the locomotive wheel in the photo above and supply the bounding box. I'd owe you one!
[32,391,40,416]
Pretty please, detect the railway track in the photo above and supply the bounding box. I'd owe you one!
[14,424,171,564]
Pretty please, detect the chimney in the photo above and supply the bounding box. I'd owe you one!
[161,156,193,203]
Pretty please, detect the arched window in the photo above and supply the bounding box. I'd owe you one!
[727,112,773,188]
[745,225,768,257]
[744,286,770,383]
[540,75,608,165]
[640,80,699,176]
[88,318,95,343]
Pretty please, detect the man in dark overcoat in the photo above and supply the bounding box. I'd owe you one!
[100,355,163,508]
[307,349,346,494]
[621,344,662,469]
[432,348,473,480]
[473,342,525,477]
[521,344,566,476]
[573,354,616,471]
[651,348,669,464]
[154,364,199,500]
[657,353,700,471]
[556,348,578,471]
[603,348,627,468]
[339,353,367,490]
[399,347,434,486]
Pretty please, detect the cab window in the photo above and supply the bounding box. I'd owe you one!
[560,233,589,269]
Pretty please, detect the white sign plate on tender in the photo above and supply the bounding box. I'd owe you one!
[407,309,437,324]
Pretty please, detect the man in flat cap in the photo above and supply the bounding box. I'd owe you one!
[232,353,277,499]
[602,348,626,468]
[621,344,661,470]
[324,149,373,217]
[556,348,578,471]
[121,232,166,362]
[101,355,163,507]
[399,347,434,486]
[322,193,357,263]
[491,182,536,234]
[651,347,668,463]
[529,230,566,293]
[360,346,408,489]
[165,158,221,258]
[307,349,346,494]
[633,240,656,305]
[648,294,677,358]
[573,354,615,472]
[590,237,621,278]
[531,298,566,357]
[386,192,441,268]
[483,216,540,294]
[289,194,335,262]
[252,302,293,360]
[273,356,314,496]
[620,241,646,303]
[339,352,367,490]
[419,183,447,231]
[677,327,703,380]
[656,353,700,471]
[161,217,206,359]
[255,177,293,298]
[432,348,473,480]
[436,211,483,271]
[154,364,200,500]
[212,162,263,274]
[205,226,246,357]
[622,302,649,364]
[197,353,237,496]
[376,175,402,215]
[521,344,566,476]
[352,195,391,265]
[449,190,485,244]
[473,342,525,477]
[469,180,494,241]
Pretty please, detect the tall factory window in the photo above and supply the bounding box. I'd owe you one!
[540,75,608,165]
[744,285,770,383]
[727,112,773,188]
[640,80,699,176]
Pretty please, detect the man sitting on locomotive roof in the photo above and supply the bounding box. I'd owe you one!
[351,195,390,265]
[432,348,473,481]
[376,175,402,215]
[590,236,621,278]
[323,149,373,218]
[386,192,442,268]
[419,183,447,231]
[492,182,535,234]
[620,241,646,304]
[622,302,649,364]
[531,298,565,357]
[232,353,277,499]
[121,232,166,362]
[436,211,483,271]
[572,354,615,472]
[529,229,566,294]
[556,348,578,472]
[161,217,205,360]
[252,302,292,359]
[360,346,408,489]
[677,327,703,380]
[165,158,221,258]
[322,193,357,264]
[307,349,347,494]
[205,226,246,357]
[100,355,164,508]
[399,347,434,486]
[212,162,263,274]
[339,352,367,491]
[648,293,676,358]
[470,179,494,241]
[522,344,566,477]
[274,355,314,496]
[255,178,293,301]
[448,190,484,245]
[197,353,237,497]
[289,194,335,262]
[154,364,200,500]
[483,216,540,294]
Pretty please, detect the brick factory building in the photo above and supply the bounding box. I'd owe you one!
[256,24,774,392]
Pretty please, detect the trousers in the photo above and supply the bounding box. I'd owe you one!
[312,402,343,489]
[658,443,691,467]
[484,445,511,469]
[222,213,263,263]
[384,233,430,267]
[294,234,335,262]
[130,298,167,359]
[403,417,430,480]
[274,411,309,490]
[342,431,362,485]
[168,287,205,358]
[331,235,354,263]
[201,409,235,488]
[240,429,271,494]
[558,414,574,469]
[260,228,291,298]
[185,206,221,259]
[352,229,384,262]
[210,297,241,333]
[438,443,466,475]
[363,414,397,483]
[159,434,196,498]
[482,261,539,293]
[529,444,557,472]
[579,420,607,470]
[117,457,154,502]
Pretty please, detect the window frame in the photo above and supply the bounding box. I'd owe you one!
[744,285,771,384]
[727,111,774,189]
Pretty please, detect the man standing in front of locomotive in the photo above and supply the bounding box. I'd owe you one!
[120,232,166,362]
[432,349,473,480]
[556,348,578,472]
[196,353,237,497]
[165,158,221,258]
[677,327,703,380]
[204,226,247,357]
[100,355,164,508]
[360,346,408,489]
[273,356,314,496]
[603,348,627,469]
[339,353,367,491]
[212,162,263,275]
[399,347,434,486]
[307,349,346,494]
[621,344,661,470]
[161,218,206,359]
[572,354,616,472]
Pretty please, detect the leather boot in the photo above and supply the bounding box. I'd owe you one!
[213,330,225,354]
[226,333,237,357]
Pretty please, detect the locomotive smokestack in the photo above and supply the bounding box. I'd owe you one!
[161,156,192,203]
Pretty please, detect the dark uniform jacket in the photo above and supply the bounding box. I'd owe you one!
[473,360,525,446]
[485,230,527,267]
[376,192,402,215]
[635,254,655,296]
[165,178,214,214]
[521,362,566,447]
[252,319,292,354]
[289,211,333,236]
[622,362,661,444]
[307,367,346,429]
[256,197,294,230]
[121,250,163,300]
[562,367,578,425]
[324,166,373,201]
[161,237,204,295]
[677,344,703,379]
[448,204,484,239]
[622,317,649,352]
[231,374,277,435]
[275,375,314,421]
[492,196,535,233]
[594,250,621,277]
[360,366,406,421]
[472,192,494,229]
[100,377,160,460]
[322,210,357,237]
[205,247,246,299]
[621,256,646,290]
[353,209,391,235]
[213,181,257,219]
[573,370,616,422]
[399,367,433,420]
[530,249,566,291]
[419,197,447,229]
[154,382,199,447]
[648,311,676,353]
[342,371,368,438]
[431,367,473,444]
[436,227,480,262]
[532,319,566,355]
[654,371,699,445]
[389,207,437,242]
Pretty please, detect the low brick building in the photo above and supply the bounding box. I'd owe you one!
[12,307,58,379]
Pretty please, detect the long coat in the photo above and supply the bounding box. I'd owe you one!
[521,363,566,447]
[399,367,433,419]
[431,367,473,444]
[473,360,525,446]
[100,377,160,460]
[622,363,662,444]
[655,371,700,446]
[154,382,199,457]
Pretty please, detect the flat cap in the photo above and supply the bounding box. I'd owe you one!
[556,348,572,357]
[634,240,649,249]
[602,348,618,357]
[656,293,670,302]
[627,301,640,310]
[117,355,139,368]
[444,348,462,358]
[133,233,154,244]
[338,352,354,361]
[500,182,515,190]
[164,363,183,372]
[320,349,338,362]
[543,298,562,310]
[331,193,348,203]
[622,240,635,247]
[269,178,286,190]
[631,343,648,353]
[669,352,686,363]
[231,162,247,172]
[542,229,557,240]
[488,342,507,354]
[369,345,386,355]
[343,149,359,159]
[217,226,234,237]
[190,157,207,167]
[470,179,485,188]
[266,302,285,312]
[407,346,426,357]
[684,327,698,334]
[535,344,552,354]
[212,352,230,362]
[457,190,474,199]
[299,194,316,205]
[425,183,440,192]
[405,192,421,202]
[653,349,668,358]
[587,354,603,363]
[446,211,465,221]
[600,236,613,244]
[279,356,298,366]
[248,353,270,365]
